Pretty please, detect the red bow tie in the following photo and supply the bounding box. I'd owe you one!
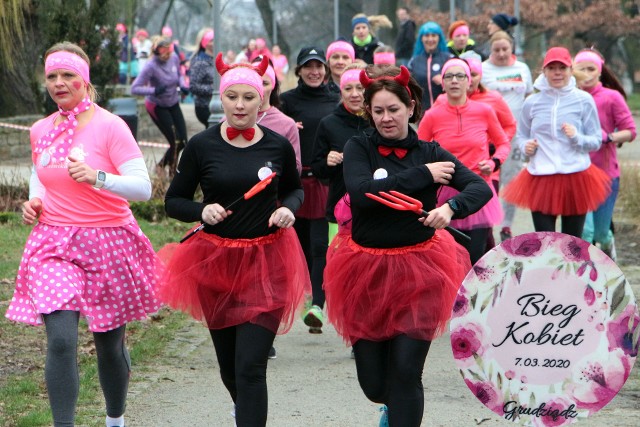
[378,145,408,159]
[226,126,256,141]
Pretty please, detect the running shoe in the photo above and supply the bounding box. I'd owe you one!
[268,346,277,359]
[500,227,512,242]
[379,405,389,427]
[303,305,324,329]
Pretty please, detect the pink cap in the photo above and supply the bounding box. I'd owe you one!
[543,47,572,68]
[116,23,126,33]
[136,29,149,38]
[442,58,471,81]
[264,64,276,85]
[326,41,355,61]
[45,51,90,83]
[374,51,396,65]
[201,30,214,49]
[574,51,603,73]
[340,68,362,89]
[162,26,173,37]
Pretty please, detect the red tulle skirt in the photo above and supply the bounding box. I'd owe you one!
[323,230,471,345]
[438,184,503,229]
[157,228,310,334]
[296,176,328,219]
[502,165,611,216]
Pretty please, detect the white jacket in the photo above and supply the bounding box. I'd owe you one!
[516,75,601,175]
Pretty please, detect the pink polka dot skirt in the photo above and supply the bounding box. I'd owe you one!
[5,222,163,332]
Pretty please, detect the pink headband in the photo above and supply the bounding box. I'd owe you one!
[574,51,603,73]
[217,53,268,100]
[264,64,276,85]
[340,69,362,89]
[374,52,396,65]
[45,51,90,83]
[467,58,482,76]
[452,25,470,38]
[442,58,471,82]
[201,30,214,49]
[326,41,355,61]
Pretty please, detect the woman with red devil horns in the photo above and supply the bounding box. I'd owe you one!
[323,65,491,426]
[158,53,310,426]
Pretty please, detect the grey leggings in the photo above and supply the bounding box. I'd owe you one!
[43,310,131,427]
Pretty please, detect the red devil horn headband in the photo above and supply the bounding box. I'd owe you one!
[359,65,411,97]
[216,52,269,77]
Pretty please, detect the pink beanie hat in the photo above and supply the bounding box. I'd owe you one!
[217,53,268,100]
[45,51,90,83]
[466,57,482,76]
[201,30,214,49]
[326,41,355,61]
[374,51,396,65]
[441,58,471,81]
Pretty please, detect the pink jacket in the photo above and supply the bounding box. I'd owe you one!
[585,83,637,178]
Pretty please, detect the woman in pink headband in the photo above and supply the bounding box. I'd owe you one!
[158,54,309,426]
[326,40,356,93]
[418,58,511,265]
[6,41,161,427]
[446,20,482,58]
[574,48,636,258]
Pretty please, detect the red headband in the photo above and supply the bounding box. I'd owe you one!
[359,66,412,97]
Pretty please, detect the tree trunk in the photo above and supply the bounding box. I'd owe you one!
[254,0,291,56]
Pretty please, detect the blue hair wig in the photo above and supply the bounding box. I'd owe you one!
[413,21,447,57]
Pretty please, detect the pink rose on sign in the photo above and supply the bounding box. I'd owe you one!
[561,238,591,262]
[566,348,632,413]
[464,379,504,415]
[529,396,578,427]
[451,291,469,318]
[451,322,486,363]
[502,233,544,257]
[606,304,640,357]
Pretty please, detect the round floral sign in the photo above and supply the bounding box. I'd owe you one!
[451,232,639,426]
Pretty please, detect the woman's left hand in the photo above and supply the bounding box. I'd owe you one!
[561,123,577,138]
[477,159,495,176]
[67,156,97,185]
[419,205,453,229]
[269,207,295,228]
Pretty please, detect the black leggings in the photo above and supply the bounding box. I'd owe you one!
[146,101,188,168]
[531,211,586,237]
[293,217,328,308]
[43,311,130,427]
[209,321,276,427]
[459,227,490,266]
[194,105,211,128]
[352,335,431,427]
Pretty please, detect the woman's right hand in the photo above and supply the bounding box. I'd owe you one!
[22,197,43,225]
[327,150,343,166]
[426,161,455,185]
[202,203,231,225]
[524,139,538,157]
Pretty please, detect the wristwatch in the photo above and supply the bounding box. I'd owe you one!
[446,198,461,216]
[94,170,106,189]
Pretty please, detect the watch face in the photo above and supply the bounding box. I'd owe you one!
[98,171,106,181]
[448,199,460,212]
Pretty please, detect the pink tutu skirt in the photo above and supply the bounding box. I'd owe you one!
[5,222,162,332]
[157,228,310,334]
[502,165,611,216]
[324,230,470,345]
[438,184,503,229]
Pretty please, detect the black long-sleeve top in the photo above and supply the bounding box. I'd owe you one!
[344,128,492,248]
[165,124,303,239]
[279,80,340,167]
[310,103,371,221]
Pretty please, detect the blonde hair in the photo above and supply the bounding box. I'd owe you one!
[45,41,98,102]
[489,31,514,50]
[352,13,393,36]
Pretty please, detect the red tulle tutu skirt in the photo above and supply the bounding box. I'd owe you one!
[157,228,310,334]
[438,184,503,229]
[323,230,471,345]
[502,165,611,216]
[296,176,328,219]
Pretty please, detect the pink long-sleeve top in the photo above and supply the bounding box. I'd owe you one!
[585,83,637,178]
[417,98,511,180]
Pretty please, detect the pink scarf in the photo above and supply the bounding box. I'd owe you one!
[34,97,93,166]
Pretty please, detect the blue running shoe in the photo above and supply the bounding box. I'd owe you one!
[379,405,389,427]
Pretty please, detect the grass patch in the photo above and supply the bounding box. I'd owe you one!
[626,93,640,115]
[0,214,191,427]
[618,163,640,225]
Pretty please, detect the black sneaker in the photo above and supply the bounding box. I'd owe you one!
[268,346,277,359]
